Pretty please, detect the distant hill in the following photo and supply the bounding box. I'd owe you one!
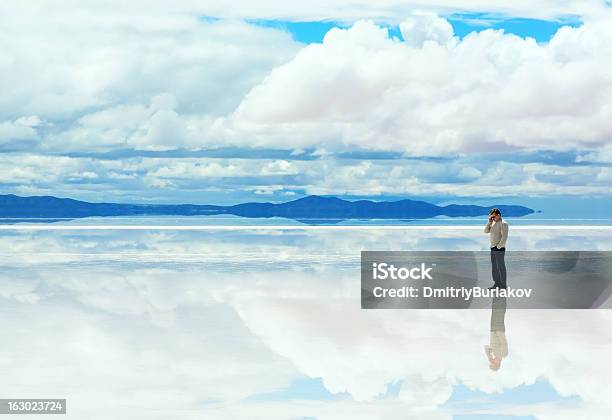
[0,194,534,222]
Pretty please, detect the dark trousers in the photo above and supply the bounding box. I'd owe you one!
[490,296,507,332]
[490,247,507,288]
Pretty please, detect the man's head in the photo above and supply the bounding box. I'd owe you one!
[489,208,502,222]
[489,358,502,371]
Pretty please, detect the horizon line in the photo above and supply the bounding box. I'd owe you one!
[0,225,610,230]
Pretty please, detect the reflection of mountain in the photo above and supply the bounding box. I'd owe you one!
[0,194,534,221]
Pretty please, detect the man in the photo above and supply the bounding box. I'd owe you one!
[484,208,508,289]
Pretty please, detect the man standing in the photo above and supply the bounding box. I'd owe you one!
[485,208,509,289]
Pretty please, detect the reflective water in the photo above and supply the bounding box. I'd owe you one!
[4,214,612,226]
[1,227,611,419]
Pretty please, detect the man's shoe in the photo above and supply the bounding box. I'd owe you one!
[487,285,498,290]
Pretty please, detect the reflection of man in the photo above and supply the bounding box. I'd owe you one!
[485,296,508,371]
[484,208,508,289]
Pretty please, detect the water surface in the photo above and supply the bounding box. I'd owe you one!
[0,227,610,419]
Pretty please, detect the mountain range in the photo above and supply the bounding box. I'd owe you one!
[0,194,534,222]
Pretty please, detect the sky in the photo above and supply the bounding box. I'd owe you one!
[1,1,612,208]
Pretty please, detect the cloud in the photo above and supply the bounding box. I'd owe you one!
[400,10,455,47]
[224,13,612,155]
[0,116,41,144]
[1,152,612,201]
[0,12,300,150]
[2,1,607,24]
[1,5,611,201]
[578,144,612,163]
[4,7,612,156]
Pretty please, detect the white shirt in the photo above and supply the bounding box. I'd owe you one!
[484,220,509,248]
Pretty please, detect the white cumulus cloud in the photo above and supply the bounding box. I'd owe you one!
[224,13,612,155]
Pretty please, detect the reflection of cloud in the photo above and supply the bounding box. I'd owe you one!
[223,274,612,417]
[2,228,612,266]
[0,229,611,418]
[0,270,299,419]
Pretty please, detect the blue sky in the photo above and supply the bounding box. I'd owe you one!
[248,13,582,44]
[242,376,580,417]
[1,2,612,211]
